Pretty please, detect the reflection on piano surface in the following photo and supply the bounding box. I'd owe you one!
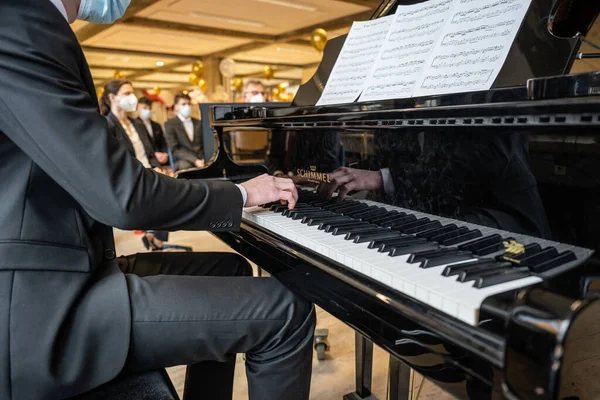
[177,0,600,399]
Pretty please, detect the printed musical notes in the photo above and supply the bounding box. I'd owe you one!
[360,0,454,102]
[316,16,393,106]
[318,0,532,105]
[414,0,532,97]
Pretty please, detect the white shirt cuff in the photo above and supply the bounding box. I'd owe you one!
[380,168,395,195]
[236,184,247,207]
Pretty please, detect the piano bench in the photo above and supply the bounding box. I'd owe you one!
[70,370,179,400]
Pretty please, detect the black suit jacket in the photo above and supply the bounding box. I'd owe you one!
[137,117,168,154]
[164,116,204,170]
[0,2,242,399]
[106,112,160,168]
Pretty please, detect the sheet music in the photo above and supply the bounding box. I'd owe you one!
[316,16,393,106]
[359,0,455,102]
[413,0,533,97]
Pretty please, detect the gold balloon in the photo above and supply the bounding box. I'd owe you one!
[277,82,288,93]
[113,70,125,79]
[263,65,274,80]
[96,87,105,98]
[153,86,161,96]
[233,77,244,92]
[182,90,189,95]
[189,72,200,86]
[192,61,205,77]
[197,78,207,92]
[311,28,328,52]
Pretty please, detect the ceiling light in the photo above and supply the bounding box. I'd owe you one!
[190,12,266,28]
[252,0,318,12]
[156,61,165,67]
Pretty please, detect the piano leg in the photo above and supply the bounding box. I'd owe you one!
[344,332,376,400]
[388,356,411,400]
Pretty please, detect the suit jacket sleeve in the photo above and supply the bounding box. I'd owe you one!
[154,123,169,153]
[0,16,242,232]
[164,120,199,164]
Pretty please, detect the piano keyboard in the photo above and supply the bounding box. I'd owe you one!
[243,191,592,326]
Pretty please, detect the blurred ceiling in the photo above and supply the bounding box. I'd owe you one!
[76,0,382,91]
[76,0,599,93]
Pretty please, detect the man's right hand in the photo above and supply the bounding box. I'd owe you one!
[194,159,205,168]
[241,174,298,209]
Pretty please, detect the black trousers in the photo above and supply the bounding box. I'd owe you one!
[117,252,315,400]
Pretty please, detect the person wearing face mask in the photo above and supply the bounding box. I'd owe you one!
[137,96,169,166]
[0,2,315,400]
[164,93,206,171]
[243,80,266,103]
[101,80,163,172]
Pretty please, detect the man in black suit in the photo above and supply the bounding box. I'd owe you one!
[137,96,169,166]
[165,93,205,171]
[0,1,314,400]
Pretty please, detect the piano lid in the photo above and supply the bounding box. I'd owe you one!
[294,0,580,107]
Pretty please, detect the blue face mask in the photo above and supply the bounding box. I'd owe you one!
[77,0,131,24]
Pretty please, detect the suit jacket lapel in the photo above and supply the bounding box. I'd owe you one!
[108,113,135,155]
[192,119,202,146]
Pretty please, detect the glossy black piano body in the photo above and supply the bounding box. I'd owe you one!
[175,1,600,398]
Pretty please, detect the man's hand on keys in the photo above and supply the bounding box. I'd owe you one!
[241,174,299,209]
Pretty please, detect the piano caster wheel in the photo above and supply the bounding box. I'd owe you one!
[314,328,330,361]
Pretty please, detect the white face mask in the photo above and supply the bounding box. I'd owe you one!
[249,94,265,103]
[140,109,152,120]
[118,94,138,113]
[179,105,192,118]
[77,0,131,24]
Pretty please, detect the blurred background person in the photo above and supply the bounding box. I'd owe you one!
[137,96,169,167]
[243,80,266,102]
[101,79,163,172]
[165,93,205,171]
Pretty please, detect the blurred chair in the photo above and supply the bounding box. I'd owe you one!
[229,130,269,163]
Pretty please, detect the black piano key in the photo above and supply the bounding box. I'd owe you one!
[416,224,457,239]
[476,240,513,256]
[323,221,368,233]
[443,259,502,277]
[289,211,332,220]
[459,234,502,252]
[302,214,341,225]
[323,202,363,212]
[403,220,442,235]
[391,218,431,233]
[420,253,477,269]
[440,229,483,246]
[307,216,353,227]
[332,224,376,236]
[261,201,280,209]
[282,205,317,217]
[408,249,470,264]
[369,211,404,224]
[429,227,470,243]
[353,231,401,244]
[518,247,559,268]
[344,228,384,241]
[528,251,577,274]
[270,204,288,212]
[350,208,389,220]
[382,214,417,228]
[473,268,531,289]
[457,263,514,282]
[388,243,439,257]
[344,206,381,218]
[370,237,427,250]
[306,200,331,207]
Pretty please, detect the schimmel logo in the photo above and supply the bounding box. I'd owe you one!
[296,165,332,184]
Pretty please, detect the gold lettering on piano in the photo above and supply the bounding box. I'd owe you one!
[502,240,525,263]
[296,165,332,184]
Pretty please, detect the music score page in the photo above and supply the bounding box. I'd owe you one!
[316,16,394,106]
[317,0,532,105]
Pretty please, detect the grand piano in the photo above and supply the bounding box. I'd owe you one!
[177,0,600,398]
